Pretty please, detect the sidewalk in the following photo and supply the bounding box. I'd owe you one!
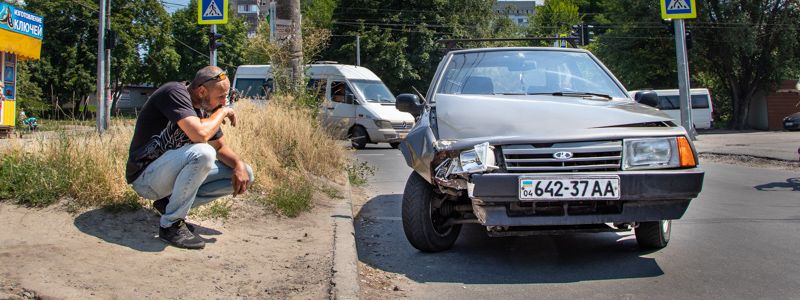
[694,130,800,161]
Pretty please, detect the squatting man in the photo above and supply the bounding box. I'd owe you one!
[126,66,253,249]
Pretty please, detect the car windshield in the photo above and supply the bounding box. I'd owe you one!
[436,50,627,99]
[351,80,396,103]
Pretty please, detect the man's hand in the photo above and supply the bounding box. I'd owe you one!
[217,106,237,127]
[232,162,250,197]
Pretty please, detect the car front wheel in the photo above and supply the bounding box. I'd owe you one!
[635,220,671,249]
[401,172,461,252]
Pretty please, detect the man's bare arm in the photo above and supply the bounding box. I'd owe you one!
[210,137,250,196]
[176,107,236,143]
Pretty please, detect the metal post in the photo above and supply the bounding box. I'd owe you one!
[674,19,695,140]
[269,0,276,42]
[210,25,217,66]
[104,0,111,129]
[96,0,106,134]
[356,35,360,66]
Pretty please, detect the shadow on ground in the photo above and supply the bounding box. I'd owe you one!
[355,194,664,285]
[74,208,221,252]
[754,178,800,192]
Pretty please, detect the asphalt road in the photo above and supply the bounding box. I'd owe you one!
[354,144,800,299]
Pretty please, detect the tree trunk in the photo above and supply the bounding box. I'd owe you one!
[288,0,303,92]
[276,0,304,93]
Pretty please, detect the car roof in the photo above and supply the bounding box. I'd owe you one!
[446,47,591,55]
[235,64,381,81]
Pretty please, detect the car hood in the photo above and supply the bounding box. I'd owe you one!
[435,94,677,142]
[363,102,415,122]
[786,112,800,120]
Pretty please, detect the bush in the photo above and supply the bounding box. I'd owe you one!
[0,95,348,218]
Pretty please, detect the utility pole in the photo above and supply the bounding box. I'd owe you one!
[210,25,217,66]
[674,19,695,140]
[104,0,111,129]
[96,0,106,134]
[356,35,360,66]
[277,0,303,91]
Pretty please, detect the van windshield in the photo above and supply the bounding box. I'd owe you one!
[351,80,396,103]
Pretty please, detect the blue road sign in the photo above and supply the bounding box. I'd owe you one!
[198,0,228,25]
[661,0,697,19]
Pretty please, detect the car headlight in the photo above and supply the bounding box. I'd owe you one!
[623,137,697,170]
[374,120,393,129]
[453,142,498,174]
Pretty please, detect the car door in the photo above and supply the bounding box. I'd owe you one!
[321,80,357,138]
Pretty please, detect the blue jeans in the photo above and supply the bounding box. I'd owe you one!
[131,143,254,228]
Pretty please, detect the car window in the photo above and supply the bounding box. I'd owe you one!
[235,78,266,97]
[351,80,396,103]
[436,50,626,98]
[306,78,327,102]
[658,95,709,109]
[331,81,353,104]
[691,95,710,108]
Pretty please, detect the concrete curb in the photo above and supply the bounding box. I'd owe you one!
[699,151,800,163]
[330,174,359,300]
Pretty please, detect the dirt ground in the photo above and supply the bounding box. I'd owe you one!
[0,196,338,300]
[349,187,411,300]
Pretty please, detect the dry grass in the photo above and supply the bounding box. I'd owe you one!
[0,96,349,217]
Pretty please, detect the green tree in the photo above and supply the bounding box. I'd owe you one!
[326,0,522,93]
[591,0,678,91]
[15,61,47,116]
[171,0,250,80]
[693,0,800,129]
[23,1,98,117]
[21,0,178,117]
[530,0,582,38]
[302,0,337,29]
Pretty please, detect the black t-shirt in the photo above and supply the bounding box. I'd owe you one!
[125,82,222,183]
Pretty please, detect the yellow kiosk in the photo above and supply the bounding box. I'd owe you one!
[0,3,43,136]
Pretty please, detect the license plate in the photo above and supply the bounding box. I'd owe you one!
[786,122,794,126]
[519,175,621,200]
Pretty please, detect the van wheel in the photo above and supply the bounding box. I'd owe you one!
[402,172,461,252]
[350,126,369,149]
[635,220,671,249]
[390,142,400,149]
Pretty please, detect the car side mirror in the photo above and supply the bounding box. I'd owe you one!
[345,93,355,104]
[396,93,423,117]
[635,91,659,108]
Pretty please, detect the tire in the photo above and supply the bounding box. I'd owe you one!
[635,220,671,249]
[390,142,400,149]
[401,172,461,252]
[350,126,369,149]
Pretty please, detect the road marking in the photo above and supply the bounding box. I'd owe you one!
[365,216,401,221]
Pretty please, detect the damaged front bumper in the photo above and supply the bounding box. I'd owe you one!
[468,169,704,226]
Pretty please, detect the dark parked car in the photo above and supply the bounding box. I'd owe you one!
[783,112,800,131]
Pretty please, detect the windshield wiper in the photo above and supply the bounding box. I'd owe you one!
[527,91,613,99]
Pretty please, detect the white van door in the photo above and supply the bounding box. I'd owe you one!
[656,94,713,129]
[321,80,357,138]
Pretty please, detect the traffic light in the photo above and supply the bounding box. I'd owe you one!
[685,30,693,50]
[570,24,582,46]
[581,24,594,46]
[105,29,117,49]
[208,31,223,51]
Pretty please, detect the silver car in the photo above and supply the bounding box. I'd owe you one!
[396,47,704,252]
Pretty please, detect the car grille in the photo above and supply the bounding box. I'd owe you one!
[500,140,622,173]
[392,122,413,131]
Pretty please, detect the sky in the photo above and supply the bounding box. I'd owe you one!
[162,0,191,14]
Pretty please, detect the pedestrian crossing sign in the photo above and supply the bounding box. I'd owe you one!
[661,0,697,19]
[198,0,228,24]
